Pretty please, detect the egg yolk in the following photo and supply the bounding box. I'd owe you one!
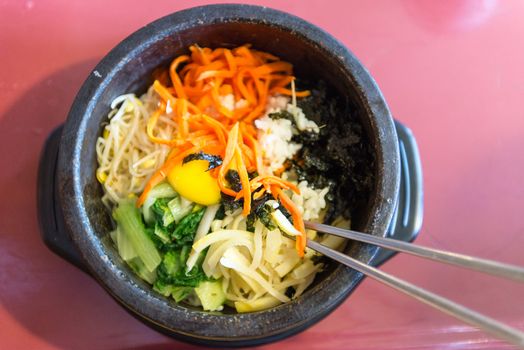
[167,160,221,206]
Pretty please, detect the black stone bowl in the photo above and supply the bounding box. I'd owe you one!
[55,4,400,346]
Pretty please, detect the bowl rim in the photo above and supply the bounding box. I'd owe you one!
[57,3,400,344]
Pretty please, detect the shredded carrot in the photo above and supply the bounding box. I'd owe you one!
[153,80,177,106]
[271,185,306,257]
[235,146,251,216]
[272,86,311,97]
[224,49,237,72]
[249,175,300,194]
[138,44,310,256]
[217,123,240,197]
[201,114,227,144]
[169,55,189,99]
[242,127,264,175]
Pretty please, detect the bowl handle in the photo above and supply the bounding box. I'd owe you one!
[37,125,90,274]
[374,120,424,266]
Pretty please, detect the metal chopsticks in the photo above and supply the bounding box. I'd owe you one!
[303,221,524,348]
[305,221,524,282]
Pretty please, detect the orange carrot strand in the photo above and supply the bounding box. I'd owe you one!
[169,55,189,99]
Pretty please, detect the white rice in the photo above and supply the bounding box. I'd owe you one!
[292,181,329,221]
[255,96,321,173]
[255,95,327,221]
[286,104,320,133]
[255,116,301,173]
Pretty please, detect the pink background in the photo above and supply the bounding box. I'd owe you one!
[1,0,524,349]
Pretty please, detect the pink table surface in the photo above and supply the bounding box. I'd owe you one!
[2,0,524,349]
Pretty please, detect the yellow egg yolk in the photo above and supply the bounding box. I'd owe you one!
[167,159,221,206]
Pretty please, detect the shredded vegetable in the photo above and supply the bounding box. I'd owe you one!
[136,44,310,256]
[95,44,338,312]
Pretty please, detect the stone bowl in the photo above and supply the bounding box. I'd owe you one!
[56,4,400,346]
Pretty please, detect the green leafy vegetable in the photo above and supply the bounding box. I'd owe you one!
[195,280,226,311]
[158,250,184,277]
[171,286,193,302]
[154,280,193,302]
[115,226,138,262]
[128,257,157,284]
[151,198,175,227]
[113,199,162,273]
[153,247,207,297]
[172,208,205,246]
[142,182,177,224]
[153,279,174,297]
[167,196,194,223]
[153,223,171,244]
